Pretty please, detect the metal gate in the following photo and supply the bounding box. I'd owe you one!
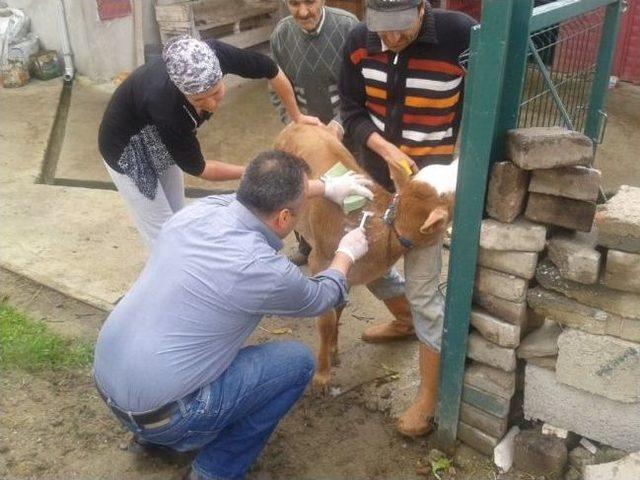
[435,0,624,453]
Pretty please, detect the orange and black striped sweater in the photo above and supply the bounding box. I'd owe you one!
[339,8,477,191]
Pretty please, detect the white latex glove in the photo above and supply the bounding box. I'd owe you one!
[323,171,374,205]
[335,227,369,263]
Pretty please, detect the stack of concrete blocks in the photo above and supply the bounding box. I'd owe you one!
[481,127,640,475]
[456,127,640,469]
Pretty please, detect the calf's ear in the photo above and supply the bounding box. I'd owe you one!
[419,205,449,235]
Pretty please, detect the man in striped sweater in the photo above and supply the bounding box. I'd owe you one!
[340,0,476,437]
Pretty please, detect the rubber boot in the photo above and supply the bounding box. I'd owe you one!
[361,295,415,343]
[396,344,440,437]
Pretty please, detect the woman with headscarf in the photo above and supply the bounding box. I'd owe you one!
[99,36,325,248]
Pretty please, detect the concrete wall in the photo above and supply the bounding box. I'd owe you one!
[6,0,160,81]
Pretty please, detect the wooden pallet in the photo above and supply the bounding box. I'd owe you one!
[156,0,278,47]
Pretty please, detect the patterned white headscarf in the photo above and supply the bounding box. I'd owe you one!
[162,36,223,96]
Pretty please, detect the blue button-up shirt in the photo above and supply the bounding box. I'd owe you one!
[94,195,347,412]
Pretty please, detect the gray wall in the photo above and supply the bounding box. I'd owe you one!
[6,0,160,81]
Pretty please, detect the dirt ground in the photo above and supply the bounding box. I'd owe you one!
[0,268,519,480]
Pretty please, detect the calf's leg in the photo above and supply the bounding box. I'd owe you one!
[313,308,339,392]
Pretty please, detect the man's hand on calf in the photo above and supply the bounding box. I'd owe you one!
[323,172,374,205]
[335,227,369,264]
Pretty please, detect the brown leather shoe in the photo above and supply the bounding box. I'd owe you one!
[361,295,415,343]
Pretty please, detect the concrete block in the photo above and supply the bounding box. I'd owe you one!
[517,319,561,359]
[569,444,627,473]
[595,185,640,253]
[475,266,528,303]
[524,364,640,451]
[513,429,568,479]
[474,290,528,326]
[471,307,521,348]
[547,232,602,284]
[477,248,538,279]
[457,421,500,456]
[464,361,517,399]
[527,355,557,371]
[467,331,517,372]
[526,193,596,232]
[459,402,509,438]
[529,166,601,202]
[462,384,511,418]
[583,452,640,480]
[486,161,530,223]
[480,218,547,252]
[536,258,640,320]
[603,249,640,294]
[527,286,640,342]
[556,329,640,403]
[506,127,593,170]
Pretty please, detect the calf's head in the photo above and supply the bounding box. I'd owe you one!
[391,159,458,248]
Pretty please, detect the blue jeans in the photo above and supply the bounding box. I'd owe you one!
[112,341,314,480]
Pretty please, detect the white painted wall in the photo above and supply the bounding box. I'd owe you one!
[6,0,160,81]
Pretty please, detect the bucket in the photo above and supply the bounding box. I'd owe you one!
[30,50,62,80]
[2,58,29,87]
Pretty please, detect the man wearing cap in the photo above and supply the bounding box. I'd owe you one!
[339,0,476,436]
[99,36,368,249]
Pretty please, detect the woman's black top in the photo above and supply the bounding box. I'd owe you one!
[98,39,278,199]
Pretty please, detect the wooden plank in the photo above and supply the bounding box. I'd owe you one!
[216,24,273,49]
[194,5,276,31]
[133,0,145,67]
[155,4,191,23]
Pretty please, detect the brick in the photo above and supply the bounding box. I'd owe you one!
[526,355,557,371]
[467,331,517,372]
[457,421,500,456]
[475,266,528,303]
[506,127,593,170]
[464,361,516,399]
[470,307,521,348]
[525,193,596,232]
[486,161,529,223]
[462,384,511,418]
[480,218,547,252]
[529,166,601,202]
[473,290,528,326]
[477,248,538,279]
[459,402,509,438]
[528,286,640,343]
[536,258,640,320]
[547,232,602,284]
[524,364,640,451]
[603,249,640,294]
[556,329,640,403]
[594,185,640,253]
[513,430,568,479]
[517,319,561,359]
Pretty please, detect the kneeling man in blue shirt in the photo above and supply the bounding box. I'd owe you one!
[93,150,371,480]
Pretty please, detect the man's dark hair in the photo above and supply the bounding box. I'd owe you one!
[237,150,311,214]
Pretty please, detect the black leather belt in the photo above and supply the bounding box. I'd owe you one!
[96,383,181,429]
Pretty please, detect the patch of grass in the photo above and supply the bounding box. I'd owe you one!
[0,302,93,372]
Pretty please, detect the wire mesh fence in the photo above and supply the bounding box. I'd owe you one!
[519,6,607,132]
[457,6,609,134]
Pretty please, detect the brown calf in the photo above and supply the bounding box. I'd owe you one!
[274,124,456,390]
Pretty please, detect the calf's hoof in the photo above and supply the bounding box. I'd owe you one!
[312,371,331,394]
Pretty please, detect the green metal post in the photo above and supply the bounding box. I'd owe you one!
[434,0,516,454]
[492,0,535,162]
[584,0,622,142]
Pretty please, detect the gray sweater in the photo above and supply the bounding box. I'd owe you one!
[270,7,358,125]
